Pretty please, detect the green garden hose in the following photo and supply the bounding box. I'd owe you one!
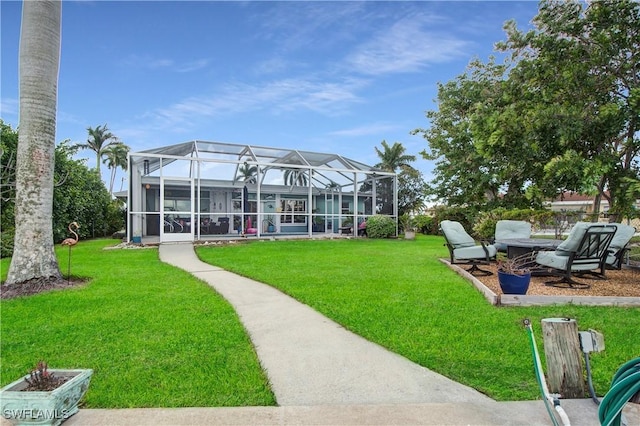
[598,357,640,426]
[523,318,570,426]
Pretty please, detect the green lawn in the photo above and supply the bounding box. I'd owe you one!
[0,240,275,408]
[2,236,638,406]
[195,236,640,401]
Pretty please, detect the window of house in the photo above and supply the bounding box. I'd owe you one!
[281,198,306,224]
[342,201,351,214]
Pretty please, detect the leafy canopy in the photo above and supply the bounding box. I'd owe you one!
[414,0,640,218]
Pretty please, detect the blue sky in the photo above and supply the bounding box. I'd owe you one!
[1,1,539,187]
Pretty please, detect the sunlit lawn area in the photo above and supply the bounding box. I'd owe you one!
[0,240,275,408]
[196,236,640,401]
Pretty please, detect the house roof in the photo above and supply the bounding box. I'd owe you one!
[554,191,610,202]
[134,140,382,172]
[130,140,392,189]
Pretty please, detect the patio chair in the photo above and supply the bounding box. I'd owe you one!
[493,220,532,252]
[440,220,497,276]
[606,223,636,269]
[217,217,230,234]
[535,222,617,288]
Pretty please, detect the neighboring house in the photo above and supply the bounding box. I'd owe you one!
[126,141,397,243]
[547,191,640,229]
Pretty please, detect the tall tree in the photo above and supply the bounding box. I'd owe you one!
[415,0,639,215]
[102,142,129,196]
[7,0,62,284]
[76,124,117,179]
[374,140,416,172]
[397,166,428,216]
[411,62,523,209]
[372,140,418,215]
[499,0,640,220]
[2,131,124,258]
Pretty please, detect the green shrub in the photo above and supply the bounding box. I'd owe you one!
[413,214,435,234]
[399,214,414,233]
[366,215,396,238]
[431,206,477,236]
[1,229,14,258]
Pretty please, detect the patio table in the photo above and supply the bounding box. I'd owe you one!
[499,238,565,259]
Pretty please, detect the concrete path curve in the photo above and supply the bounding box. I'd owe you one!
[157,242,491,407]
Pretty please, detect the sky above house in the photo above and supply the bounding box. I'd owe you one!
[1,0,540,189]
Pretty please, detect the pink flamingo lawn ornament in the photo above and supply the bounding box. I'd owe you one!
[61,221,79,281]
[61,221,80,246]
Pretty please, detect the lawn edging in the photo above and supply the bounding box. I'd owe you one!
[439,259,640,307]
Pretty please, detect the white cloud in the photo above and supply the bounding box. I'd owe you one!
[147,76,369,130]
[346,15,470,75]
[253,2,367,53]
[122,54,209,73]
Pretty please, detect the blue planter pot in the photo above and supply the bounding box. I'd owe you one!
[498,271,531,295]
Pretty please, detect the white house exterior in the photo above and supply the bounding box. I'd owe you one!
[127,141,397,243]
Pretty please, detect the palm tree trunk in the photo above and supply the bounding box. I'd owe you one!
[109,167,116,196]
[7,0,62,284]
[96,152,102,179]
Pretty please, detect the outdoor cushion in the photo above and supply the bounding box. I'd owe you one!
[536,250,600,271]
[535,223,617,287]
[494,220,532,251]
[555,222,593,256]
[495,220,532,240]
[440,220,497,276]
[440,220,476,248]
[606,223,636,265]
[453,244,497,260]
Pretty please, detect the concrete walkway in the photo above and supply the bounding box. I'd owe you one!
[10,242,632,425]
[158,242,492,407]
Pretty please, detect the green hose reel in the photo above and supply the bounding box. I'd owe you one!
[598,357,640,426]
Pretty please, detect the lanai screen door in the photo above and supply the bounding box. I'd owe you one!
[161,177,194,242]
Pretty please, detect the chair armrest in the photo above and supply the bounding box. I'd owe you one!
[480,241,492,261]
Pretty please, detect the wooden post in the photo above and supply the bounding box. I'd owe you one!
[541,318,585,398]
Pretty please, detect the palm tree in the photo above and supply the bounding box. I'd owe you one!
[76,124,117,179]
[102,142,130,196]
[373,140,416,216]
[7,0,63,284]
[374,140,416,172]
[284,169,308,186]
[235,163,257,183]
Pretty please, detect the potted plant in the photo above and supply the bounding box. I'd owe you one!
[0,361,93,426]
[312,211,325,232]
[131,227,142,244]
[337,216,352,235]
[265,215,276,233]
[400,214,416,240]
[496,252,534,294]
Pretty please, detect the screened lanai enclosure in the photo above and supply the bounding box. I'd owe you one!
[127,141,397,243]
